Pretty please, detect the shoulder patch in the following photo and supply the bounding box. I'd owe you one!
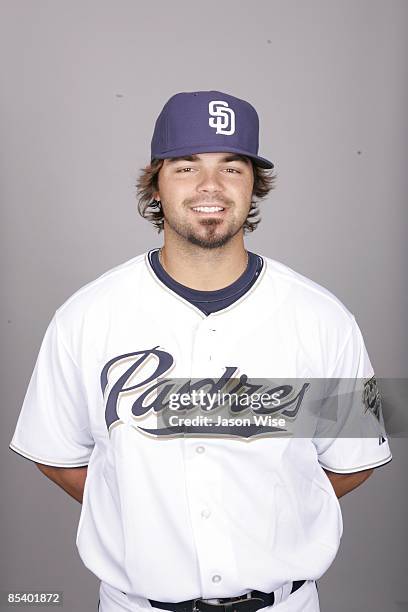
[363,375,382,421]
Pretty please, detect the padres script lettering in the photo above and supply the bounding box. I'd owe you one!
[100,347,310,438]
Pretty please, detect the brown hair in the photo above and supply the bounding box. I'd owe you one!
[135,157,277,233]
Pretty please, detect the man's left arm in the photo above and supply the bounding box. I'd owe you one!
[323,467,374,498]
[313,316,392,489]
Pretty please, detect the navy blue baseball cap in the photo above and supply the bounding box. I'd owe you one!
[150,90,274,169]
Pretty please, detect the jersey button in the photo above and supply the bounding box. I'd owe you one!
[201,508,211,519]
[196,445,205,454]
[212,575,222,583]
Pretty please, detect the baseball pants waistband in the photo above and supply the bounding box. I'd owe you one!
[98,581,320,612]
[148,580,306,612]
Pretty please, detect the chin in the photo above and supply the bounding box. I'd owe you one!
[185,229,238,250]
[187,237,231,249]
[166,216,243,249]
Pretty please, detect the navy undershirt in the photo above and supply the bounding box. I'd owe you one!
[148,248,264,315]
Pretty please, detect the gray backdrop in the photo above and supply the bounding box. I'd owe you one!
[1,1,407,611]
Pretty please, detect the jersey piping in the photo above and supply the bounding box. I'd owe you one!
[318,454,392,474]
[9,443,91,468]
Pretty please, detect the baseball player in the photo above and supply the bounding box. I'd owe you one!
[10,90,392,612]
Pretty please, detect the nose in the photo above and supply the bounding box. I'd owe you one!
[195,167,224,196]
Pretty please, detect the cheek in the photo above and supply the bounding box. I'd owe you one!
[233,173,253,195]
[159,177,189,202]
[158,188,179,209]
[236,181,254,205]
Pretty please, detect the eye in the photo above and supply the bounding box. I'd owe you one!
[176,167,194,173]
[225,168,240,173]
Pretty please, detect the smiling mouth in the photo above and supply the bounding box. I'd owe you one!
[191,205,225,213]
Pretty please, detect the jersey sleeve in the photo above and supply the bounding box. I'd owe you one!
[9,314,95,467]
[312,316,392,473]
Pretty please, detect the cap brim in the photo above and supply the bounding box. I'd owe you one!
[152,145,274,169]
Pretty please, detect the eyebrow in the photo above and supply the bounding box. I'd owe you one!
[167,154,250,164]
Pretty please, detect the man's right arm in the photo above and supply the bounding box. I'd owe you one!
[35,463,88,503]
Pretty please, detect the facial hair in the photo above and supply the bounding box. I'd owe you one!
[161,197,250,250]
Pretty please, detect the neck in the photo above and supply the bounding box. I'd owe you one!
[159,238,248,291]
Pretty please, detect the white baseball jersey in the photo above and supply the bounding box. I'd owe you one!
[9,249,392,602]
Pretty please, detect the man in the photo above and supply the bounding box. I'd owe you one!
[10,90,392,612]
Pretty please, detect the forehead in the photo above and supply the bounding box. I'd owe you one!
[163,152,251,165]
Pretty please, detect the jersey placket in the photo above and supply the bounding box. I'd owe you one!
[189,316,222,378]
[183,316,239,597]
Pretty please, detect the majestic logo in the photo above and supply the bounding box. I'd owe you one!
[100,347,310,440]
[208,100,236,135]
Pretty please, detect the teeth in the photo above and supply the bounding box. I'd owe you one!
[192,206,224,212]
